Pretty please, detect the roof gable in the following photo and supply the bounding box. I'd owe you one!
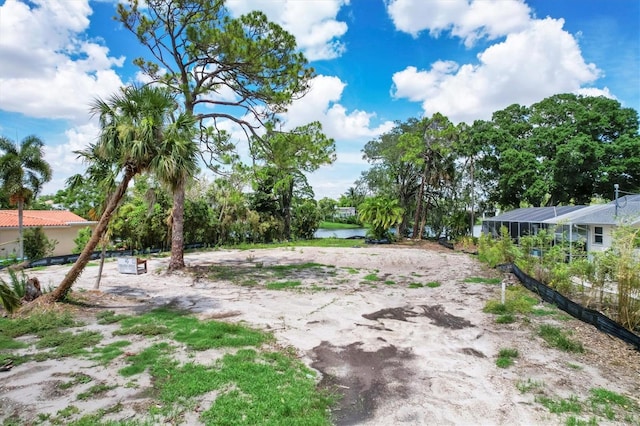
[0,210,91,228]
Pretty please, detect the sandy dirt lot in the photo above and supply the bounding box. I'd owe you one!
[1,242,639,425]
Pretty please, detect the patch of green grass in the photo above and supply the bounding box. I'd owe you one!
[268,262,331,277]
[567,362,583,370]
[153,349,335,425]
[408,282,424,288]
[0,333,27,350]
[59,372,93,390]
[496,347,519,368]
[516,378,544,394]
[531,307,558,317]
[119,342,175,377]
[426,281,441,288]
[484,286,538,315]
[538,325,584,353]
[343,267,359,274]
[464,277,501,284]
[535,395,582,414]
[0,310,81,338]
[565,416,598,426]
[318,221,362,229]
[384,280,395,285]
[57,405,81,419]
[363,273,380,281]
[228,238,362,250]
[265,280,302,290]
[116,309,272,351]
[589,388,636,421]
[495,314,516,324]
[36,330,103,358]
[91,340,131,365]
[96,310,129,325]
[77,383,118,400]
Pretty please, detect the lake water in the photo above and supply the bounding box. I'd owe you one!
[313,225,482,239]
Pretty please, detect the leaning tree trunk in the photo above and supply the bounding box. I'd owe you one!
[48,172,134,301]
[168,178,186,271]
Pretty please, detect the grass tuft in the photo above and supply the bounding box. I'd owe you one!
[538,325,584,353]
[496,347,519,368]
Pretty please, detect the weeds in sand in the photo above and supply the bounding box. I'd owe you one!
[484,285,538,317]
[59,373,92,390]
[408,282,424,288]
[516,378,544,394]
[426,281,441,288]
[535,395,582,414]
[363,273,380,281]
[57,405,81,419]
[36,330,103,358]
[567,362,583,370]
[538,325,584,353]
[77,383,118,401]
[463,277,501,285]
[91,340,131,365]
[565,416,598,426]
[495,314,516,324]
[0,310,81,338]
[117,309,272,350]
[589,388,636,421]
[266,280,302,290]
[96,310,129,324]
[495,347,518,368]
[119,342,175,377]
[343,267,360,274]
[384,280,395,285]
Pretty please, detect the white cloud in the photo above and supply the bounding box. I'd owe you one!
[0,0,125,122]
[226,0,349,60]
[386,0,531,46]
[42,122,100,194]
[284,75,394,140]
[391,18,603,123]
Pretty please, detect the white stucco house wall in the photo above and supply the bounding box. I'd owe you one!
[0,210,96,259]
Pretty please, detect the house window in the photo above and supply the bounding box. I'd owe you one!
[594,226,603,244]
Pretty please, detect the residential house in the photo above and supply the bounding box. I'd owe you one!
[0,210,96,258]
[482,195,640,256]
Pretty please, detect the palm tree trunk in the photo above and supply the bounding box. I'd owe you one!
[18,199,24,260]
[48,172,134,301]
[168,178,186,270]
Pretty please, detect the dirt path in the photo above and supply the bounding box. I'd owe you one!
[1,243,639,425]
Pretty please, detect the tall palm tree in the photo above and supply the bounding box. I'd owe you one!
[0,135,52,260]
[48,85,196,301]
[150,112,199,270]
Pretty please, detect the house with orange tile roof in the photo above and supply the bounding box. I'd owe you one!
[0,210,97,258]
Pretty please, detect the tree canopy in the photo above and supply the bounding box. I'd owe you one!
[471,94,640,208]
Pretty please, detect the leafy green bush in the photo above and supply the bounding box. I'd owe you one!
[24,227,57,260]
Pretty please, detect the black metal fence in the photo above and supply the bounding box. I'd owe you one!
[511,263,640,351]
[0,243,210,271]
[437,237,640,351]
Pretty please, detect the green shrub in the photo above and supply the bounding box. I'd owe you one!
[23,227,57,261]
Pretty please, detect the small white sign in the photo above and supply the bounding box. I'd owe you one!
[118,257,142,274]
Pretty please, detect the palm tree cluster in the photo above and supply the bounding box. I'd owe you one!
[49,85,197,301]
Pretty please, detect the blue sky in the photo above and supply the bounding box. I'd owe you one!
[0,0,638,200]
